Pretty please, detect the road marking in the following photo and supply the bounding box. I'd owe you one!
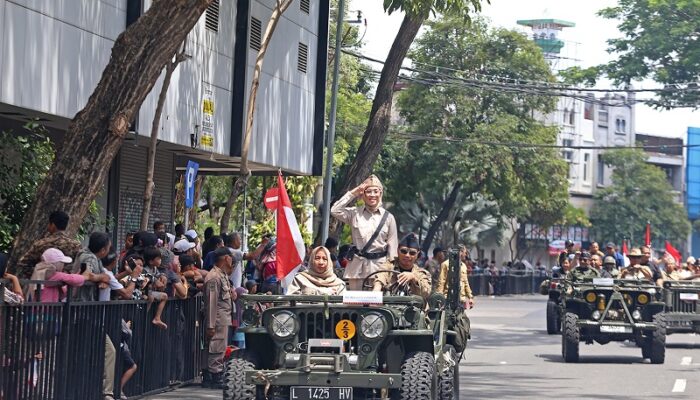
[681,357,692,366]
[672,379,686,393]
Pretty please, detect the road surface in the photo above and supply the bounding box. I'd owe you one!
[146,295,700,399]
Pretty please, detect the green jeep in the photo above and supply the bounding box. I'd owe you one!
[224,252,469,400]
[661,280,700,334]
[540,277,563,334]
[560,278,666,364]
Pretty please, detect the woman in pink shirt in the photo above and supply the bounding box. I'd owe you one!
[29,248,85,302]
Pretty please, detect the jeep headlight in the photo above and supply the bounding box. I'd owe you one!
[637,293,649,305]
[269,311,297,339]
[360,313,386,339]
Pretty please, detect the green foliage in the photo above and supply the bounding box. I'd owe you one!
[380,15,569,246]
[558,66,602,87]
[0,123,55,252]
[598,0,700,108]
[560,204,591,227]
[590,148,690,245]
[383,0,486,18]
[199,176,317,247]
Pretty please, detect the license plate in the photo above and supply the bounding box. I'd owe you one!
[680,293,699,301]
[291,387,353,400]
[600,325,631,333]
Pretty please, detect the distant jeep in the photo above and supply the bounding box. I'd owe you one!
[560,278,666,364]
[224,251,469,400]
[540,278,563,334]
[661,280,700,334]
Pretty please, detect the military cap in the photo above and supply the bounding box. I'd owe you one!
[363,174,383,191]
[399,233,420,249]
[603,256,616,265]
[579,251,591,260]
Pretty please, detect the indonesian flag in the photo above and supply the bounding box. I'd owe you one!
[665,241,681,264]
[644,223,651,247]
[621,239,628,256]
[275,172,305,288]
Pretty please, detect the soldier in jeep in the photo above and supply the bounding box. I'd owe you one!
[566,251,600,281]
[373,233,431,301]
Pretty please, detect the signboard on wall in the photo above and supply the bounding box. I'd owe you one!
[200,82,215,150]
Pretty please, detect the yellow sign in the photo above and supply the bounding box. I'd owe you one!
[335,319,356,340]
[200,134,214,147]
[202,99,214,115]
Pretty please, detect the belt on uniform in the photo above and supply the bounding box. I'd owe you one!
[357,250,387,260]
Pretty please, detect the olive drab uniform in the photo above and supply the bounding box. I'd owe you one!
[374,261,432,301]
[436,260,474,304]
[203,265,233,375]
[566,267,600,281]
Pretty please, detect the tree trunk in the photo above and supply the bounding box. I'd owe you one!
[140,44,189,230]
[7,0,212,269]
[328,14,425,237]
[220,0,292,233]
[421,182,462,255]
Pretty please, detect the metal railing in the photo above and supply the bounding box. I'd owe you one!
[467,274,549,296]
[0,281,204,400]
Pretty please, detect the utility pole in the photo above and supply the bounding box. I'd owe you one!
[320,0,345,243]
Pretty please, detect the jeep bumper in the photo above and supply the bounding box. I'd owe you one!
[245,370,402,389]
[664,313,700,334]
[577,320,657,334]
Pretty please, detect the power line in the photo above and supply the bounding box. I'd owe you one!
[389,131,691,150]
[346,49,700,95]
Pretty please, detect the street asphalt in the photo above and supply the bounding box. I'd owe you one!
[144,294,700,399]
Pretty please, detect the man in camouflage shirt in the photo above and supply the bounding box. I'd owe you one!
[13,211,81,279]
[566,252,600,281]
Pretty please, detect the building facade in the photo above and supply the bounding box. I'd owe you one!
[0,0,329,247]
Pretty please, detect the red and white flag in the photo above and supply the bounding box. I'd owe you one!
[644,222,651,247]
[665,241,681,264]
[274,172,305,288]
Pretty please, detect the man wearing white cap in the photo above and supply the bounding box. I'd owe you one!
[331,174,398,290]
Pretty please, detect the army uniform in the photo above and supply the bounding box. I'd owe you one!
[203,265,233,381]
[436,260,474,305]
[566,266,600,281]
[374,260,432,301]
[331,175,398,290]
[14,231,81,279]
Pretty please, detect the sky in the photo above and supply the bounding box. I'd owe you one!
[349,0,700,139]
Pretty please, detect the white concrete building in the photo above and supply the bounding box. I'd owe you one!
[0,0,330,247]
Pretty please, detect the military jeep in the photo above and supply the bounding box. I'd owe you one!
[540,278,562,334]
[661,280,700,334]
[224,251,468,400]
[560,278,666,364]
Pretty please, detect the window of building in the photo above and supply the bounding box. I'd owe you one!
[583,153,590,182]
[300,0,310,14]
[205,0,220,33]
[490,249,496,264]
[661,166,675,186]
[569,109,575,126]
[615,117,626,134]
[250,17,262,51]
[297,42,309,73]
[598,110,608,127]
[597,154,605,185]
[561,139,574,161]
[563,108,569,124]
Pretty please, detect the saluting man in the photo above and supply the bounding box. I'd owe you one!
[331,175,398,290]
[373,233,431,302]
[202,247,234,388]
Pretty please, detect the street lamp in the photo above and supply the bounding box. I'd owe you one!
[320,1,363,243]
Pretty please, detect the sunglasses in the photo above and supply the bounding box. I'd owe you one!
[399,248,418,256]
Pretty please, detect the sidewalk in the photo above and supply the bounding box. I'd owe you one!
[141,385,220,400]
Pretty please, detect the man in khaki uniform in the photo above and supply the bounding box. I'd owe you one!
[331,175,398,290]
[202,247,233,388]
[436,245,475,309]
[373,233,431,302]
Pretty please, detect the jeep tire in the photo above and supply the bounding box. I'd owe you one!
[438,345,459,400]
[649,314,666,364]
[224,350,259,400]
[562,312,580,363]
[393,351,436,400]
[546,300,560,334]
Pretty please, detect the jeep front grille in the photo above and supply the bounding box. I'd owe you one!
[298,311,360,351]
[669,291,699,314]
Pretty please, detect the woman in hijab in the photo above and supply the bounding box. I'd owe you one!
[287,246,346,295]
